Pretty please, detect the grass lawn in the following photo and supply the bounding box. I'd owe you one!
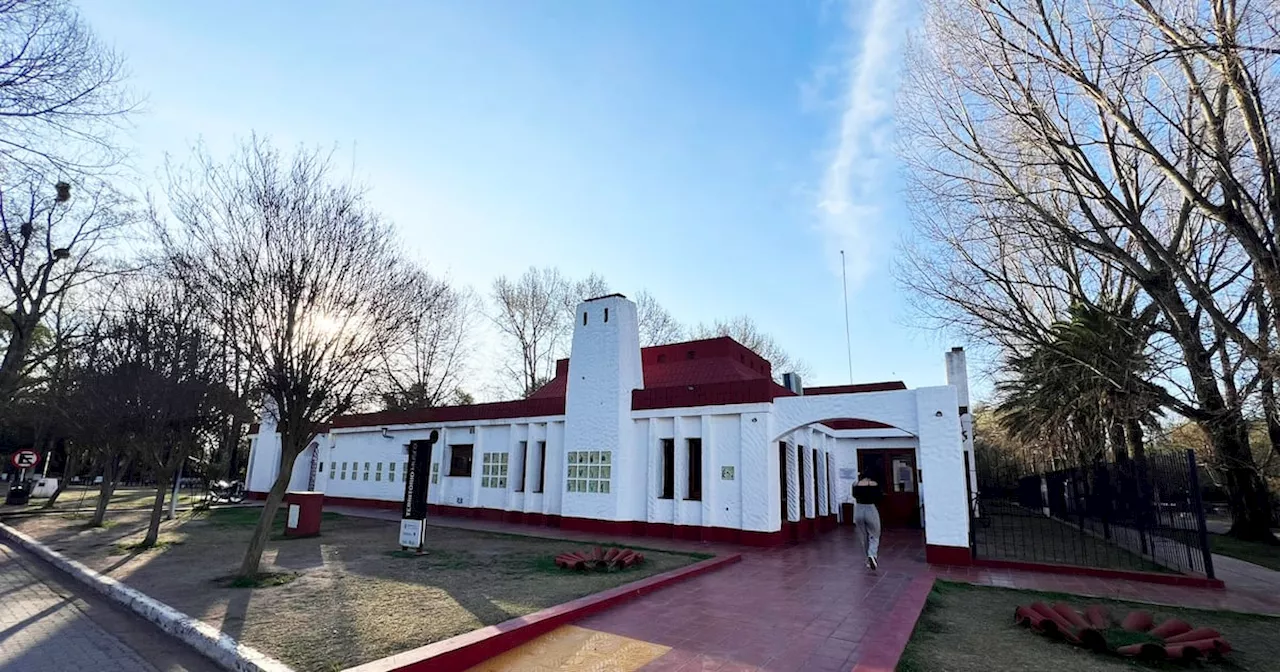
[1211,533,1280,572]
[4,485,207,511]
[898,581,1280,672]
[0,506,705,671]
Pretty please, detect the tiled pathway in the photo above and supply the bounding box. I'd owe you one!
[0,539,218,672]
[329,506,1280,671]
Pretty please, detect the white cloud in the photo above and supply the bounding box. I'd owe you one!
[817,0,909,288]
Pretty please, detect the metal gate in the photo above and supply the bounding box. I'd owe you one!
[966,449,1215,578]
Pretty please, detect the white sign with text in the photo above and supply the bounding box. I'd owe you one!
[399,518,424,549]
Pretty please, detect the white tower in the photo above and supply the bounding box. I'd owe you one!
[561,294,643,521]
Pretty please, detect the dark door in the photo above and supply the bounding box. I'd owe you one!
[857,449,920,528]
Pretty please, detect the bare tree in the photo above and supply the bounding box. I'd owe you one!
[378,268,474,410]
[901,0,1276,539]
[491,267,571,398]
[0,0,135,176]
[692,315,809,379]
[636,290,685,346]
[157,137,417,578]
[0,179,130,409]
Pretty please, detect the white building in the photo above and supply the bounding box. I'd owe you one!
[246,294,974,563]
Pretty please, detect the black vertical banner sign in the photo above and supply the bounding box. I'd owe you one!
[403,430,437,520]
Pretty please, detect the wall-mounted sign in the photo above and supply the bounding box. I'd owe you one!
[287,504,300,529]
[399,518,424,549]
[721,466,734,481]
[838,468,858,480]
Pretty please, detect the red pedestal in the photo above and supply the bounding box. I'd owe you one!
[284,491,324,537]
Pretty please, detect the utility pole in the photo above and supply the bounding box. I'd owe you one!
[841,250,853,384]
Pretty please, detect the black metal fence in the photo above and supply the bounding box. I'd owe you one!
[967,448,1214,578]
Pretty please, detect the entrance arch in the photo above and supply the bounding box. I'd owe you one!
[771,389,920,442]
[769,386,972,563]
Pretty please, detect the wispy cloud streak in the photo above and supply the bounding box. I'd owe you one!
[818,0,908,288]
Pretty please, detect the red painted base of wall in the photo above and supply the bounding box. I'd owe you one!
[973,558,1226,589]
[246,491,267,501]
[306,495,842,548]
[347,553,743,672]
[925,544,973,566]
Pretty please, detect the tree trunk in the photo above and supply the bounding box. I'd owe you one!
[41,447,78,510]
[143,475,168,547]
[1203,410,1276,541]
[1109,418,1129,463]
[90,455,118,527]
[236,447,299,578]
[1124,418,1146,463]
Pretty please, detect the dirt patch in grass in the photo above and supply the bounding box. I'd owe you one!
[2,507,704,671]
[1212,533,1280,572]
[898,581,1280,672]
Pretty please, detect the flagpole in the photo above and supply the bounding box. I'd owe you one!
[841,250,853,384]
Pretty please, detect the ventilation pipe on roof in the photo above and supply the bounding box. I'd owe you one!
[782,372,804,395]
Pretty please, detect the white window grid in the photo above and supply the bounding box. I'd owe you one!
[481,452,509,488]
[566,450,611,494]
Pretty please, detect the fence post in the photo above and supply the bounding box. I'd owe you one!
[1186,449,1216,579]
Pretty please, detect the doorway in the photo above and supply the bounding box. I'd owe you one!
[857,449,920,528]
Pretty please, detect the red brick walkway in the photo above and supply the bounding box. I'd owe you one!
[326,505,1280,671]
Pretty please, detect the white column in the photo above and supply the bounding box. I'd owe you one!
[785,437,800,522]
[916,386,969,558]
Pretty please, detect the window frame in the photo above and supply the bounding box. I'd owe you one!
[448,444,474,477]
[515,441,527,492]
[659,438,675,499]
[685,438,703,501]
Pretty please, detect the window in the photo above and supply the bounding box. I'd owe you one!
[515,441,527,492]
[797,446,806,516]
[448,444,474,477]
[778,442,788,519]
[431,461,440,485]
[402,462,408,481]
[375,462,383,482]
[534,441,546,493]
[318,462,324,473]
[583,311,588,326]
[566,450,611,493]
[812,448,819,514]
[481,452,509,488]
[686,438,703,501]
[341,461,348,481]
[330,464,336,479]
[387,462,396,482]
[363,461,370,481]
[660,439,675,499]
[604,307,609,322]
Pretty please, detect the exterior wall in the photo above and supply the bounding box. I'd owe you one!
[562,295,643,522]
[913,386,969,552]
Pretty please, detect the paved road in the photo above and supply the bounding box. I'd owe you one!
[0,539,220,672]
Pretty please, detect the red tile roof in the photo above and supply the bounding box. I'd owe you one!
[275,336,910,430]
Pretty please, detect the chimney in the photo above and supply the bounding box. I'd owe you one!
[781,372,804,395]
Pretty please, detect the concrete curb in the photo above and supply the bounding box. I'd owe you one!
[0,520,293,672]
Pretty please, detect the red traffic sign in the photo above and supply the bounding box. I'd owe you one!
[10,449,39,469]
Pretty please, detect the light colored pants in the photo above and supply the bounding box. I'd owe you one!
[855,504,881,559]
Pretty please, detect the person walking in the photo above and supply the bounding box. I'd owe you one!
[853,472,883,569]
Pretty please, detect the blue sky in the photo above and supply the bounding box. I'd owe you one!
[81,0,968,398]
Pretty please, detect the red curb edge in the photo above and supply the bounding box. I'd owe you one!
[973,558,1225,589]
[850,573,936,672]
[342,552,743,672]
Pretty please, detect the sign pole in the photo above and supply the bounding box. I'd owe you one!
[399,429,438,554]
